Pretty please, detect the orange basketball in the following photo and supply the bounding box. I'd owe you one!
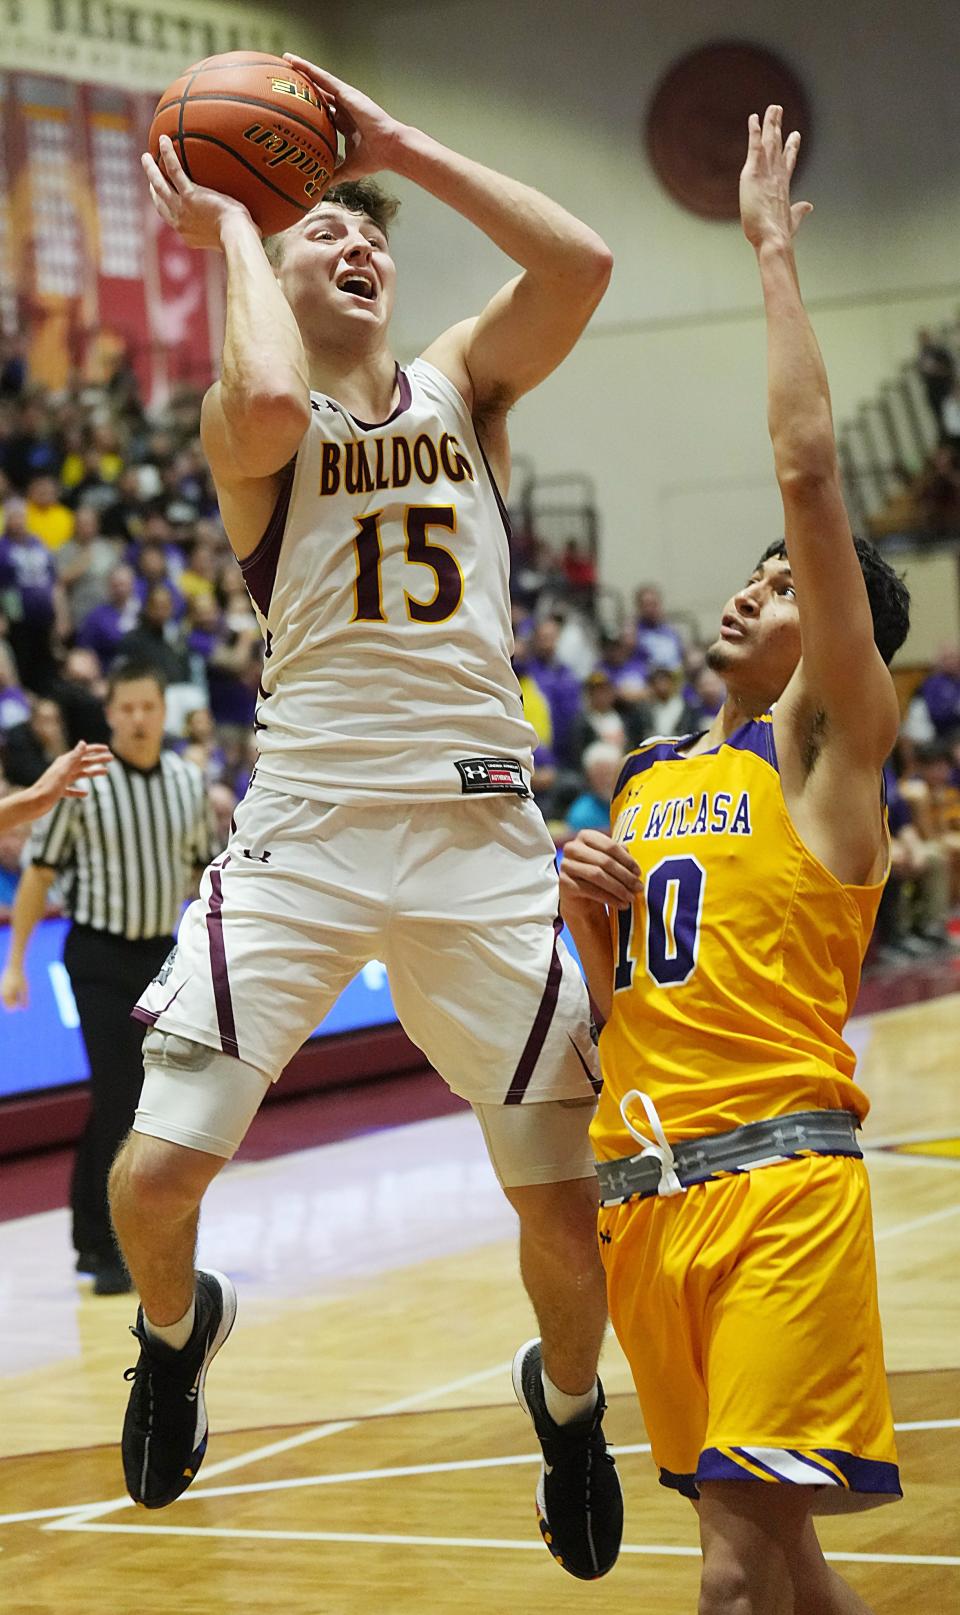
[149,51,338,236]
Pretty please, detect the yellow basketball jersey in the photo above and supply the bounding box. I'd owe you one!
[591,713,886,1162]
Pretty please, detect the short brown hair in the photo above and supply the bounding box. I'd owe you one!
[106,660,167,700]
[263,179,400,267]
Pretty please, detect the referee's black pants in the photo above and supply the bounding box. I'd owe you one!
[63,924,174,1265]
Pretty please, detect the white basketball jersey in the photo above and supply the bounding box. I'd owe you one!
[241,358,536,803]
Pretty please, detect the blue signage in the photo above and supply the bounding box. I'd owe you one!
[0,918,399,1100]
[0,916,586,1102]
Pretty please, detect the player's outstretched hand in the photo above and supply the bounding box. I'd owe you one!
[740,105,813,252]
[559,829,641,912]
[282,56,405,183]
[142,135,258,249]
[37,742,113,811]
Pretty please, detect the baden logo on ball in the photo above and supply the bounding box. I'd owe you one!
[149,51,339,236]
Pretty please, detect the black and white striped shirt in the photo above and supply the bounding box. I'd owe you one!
[29,753,211,940]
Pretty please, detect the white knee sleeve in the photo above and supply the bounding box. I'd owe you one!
[471,1096,598,1188]
[135,1030,270,1160]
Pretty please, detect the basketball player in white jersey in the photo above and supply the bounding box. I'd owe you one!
[110,61,621,1579]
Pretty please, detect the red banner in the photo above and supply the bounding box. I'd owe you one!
[0,69,222,404]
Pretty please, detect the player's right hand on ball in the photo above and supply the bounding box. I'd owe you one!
[142,135,258,249]
[281,56,405,183]
[0,962,28,1011]
[559,829,641,912]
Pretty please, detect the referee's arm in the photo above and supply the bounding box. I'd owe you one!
[0,798,78,1011]
[1,864,56,1009]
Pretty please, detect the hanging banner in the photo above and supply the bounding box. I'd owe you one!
[0,0,304,92]
[1,67,220,401]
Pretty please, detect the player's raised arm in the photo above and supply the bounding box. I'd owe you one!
[142,138,311,554]
[743,106,899,763]
[285,57,612,415]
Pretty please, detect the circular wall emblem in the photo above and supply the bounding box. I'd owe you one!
[646,41,811,221]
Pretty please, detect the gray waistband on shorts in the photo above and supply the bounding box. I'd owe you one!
[596,1108,862,1205]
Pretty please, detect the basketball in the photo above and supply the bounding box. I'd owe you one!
[148,51,338,236]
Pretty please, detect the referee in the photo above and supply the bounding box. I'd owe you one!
[1,661,211,1294]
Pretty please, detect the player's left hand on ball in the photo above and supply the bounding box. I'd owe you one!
[739,104,813,251]
[282,55,405,182]
[142,136,258,249]
[559,829,642,911]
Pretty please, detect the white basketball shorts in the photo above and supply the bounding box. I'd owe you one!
[133,781,599,1108]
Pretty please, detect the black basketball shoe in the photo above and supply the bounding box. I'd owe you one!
[121,1269,237,1509]
[512,1338,623,1580]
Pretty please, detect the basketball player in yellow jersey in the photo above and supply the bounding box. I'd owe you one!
[561,108,910,1612]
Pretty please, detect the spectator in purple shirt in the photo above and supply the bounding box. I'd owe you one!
[76,563,140,667]
[918,647,960,740]
[0,640,30,731]
[633,583,685,672]
[130,540,186,617]
[0,497,62,692]
[522,617,583,765]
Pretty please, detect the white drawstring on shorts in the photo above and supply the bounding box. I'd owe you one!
[618,1089,686,1198]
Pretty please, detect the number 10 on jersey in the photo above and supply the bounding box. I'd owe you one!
[615,855,706,990]
[351,505,464,625]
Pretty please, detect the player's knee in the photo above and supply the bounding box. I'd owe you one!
[110,1118,220,1217]
[698,1555,755,1615]
[510,1171,599,1246]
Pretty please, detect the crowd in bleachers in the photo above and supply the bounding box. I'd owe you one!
[0,360,958,972]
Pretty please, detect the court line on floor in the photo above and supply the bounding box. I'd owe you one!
[10,1421,956,1530]
[39,1356,515,1531]
[37,1521,960,1567]
[874,1201,960,1242]
[98,1441,658,1503]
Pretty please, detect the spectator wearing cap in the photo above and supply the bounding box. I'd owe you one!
[0,496,64,692]
[76,563,140,667]
[646,664,688,738]
[568,670,628,767]
[25,473,75,552]
[633,583,685,673]
[56,506,120,622]
[563,741,623,835]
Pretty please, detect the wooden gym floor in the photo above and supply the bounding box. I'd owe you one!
[1,992,958,1613]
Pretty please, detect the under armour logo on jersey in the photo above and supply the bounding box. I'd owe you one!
[455,756,529,797]
[241,848,271,863]
[599,1229,612,1246]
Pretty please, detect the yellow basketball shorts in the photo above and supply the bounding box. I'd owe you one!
[599,1153,901,1513]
